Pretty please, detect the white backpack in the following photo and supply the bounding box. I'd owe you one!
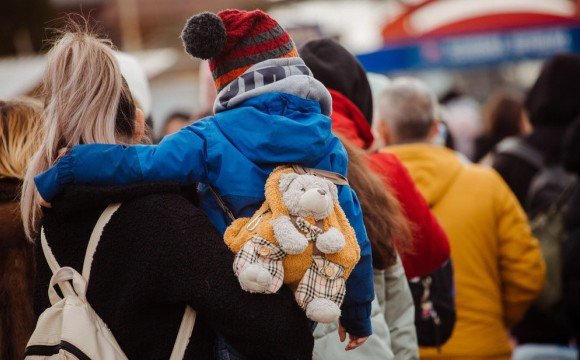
[25,203,197,359]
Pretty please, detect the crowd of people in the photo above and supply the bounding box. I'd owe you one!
[0,7,579,360]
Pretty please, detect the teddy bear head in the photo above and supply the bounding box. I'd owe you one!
[279,173,339,220]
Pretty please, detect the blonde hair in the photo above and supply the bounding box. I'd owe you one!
[0,98,43,180]
[21,28,137,240]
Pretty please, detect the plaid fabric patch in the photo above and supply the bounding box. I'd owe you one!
[295,217,323,242]
[233,236,286,294]
[295,256,346,311]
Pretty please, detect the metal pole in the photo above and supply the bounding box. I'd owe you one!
[117,0,143,51]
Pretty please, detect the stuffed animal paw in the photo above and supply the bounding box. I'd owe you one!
[306,298,341,323]
[316,227,345,254]
[232,236,286,294]
[296,256,346,323]
[238,264,274,293]
[272,215,309,254]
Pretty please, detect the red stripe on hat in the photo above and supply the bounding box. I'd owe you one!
[214,47,299,91]
[211,33,293,70]
[218,10,279,53]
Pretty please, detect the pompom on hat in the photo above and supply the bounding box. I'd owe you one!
[181,9,299,91]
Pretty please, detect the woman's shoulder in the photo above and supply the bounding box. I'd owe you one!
[111,185,217,240]
[52,183,217,246]
[83,184,223,276]
[122,187,201,219]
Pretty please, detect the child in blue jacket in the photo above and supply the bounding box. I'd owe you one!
[35,10,374,347]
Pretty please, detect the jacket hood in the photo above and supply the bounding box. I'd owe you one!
[49,182,194,217]
[525,53,580,126]
[214,57,332,116]
[300,38,373,124]
[212,91,337,167]
[525,123,570,165]
[209,56,338,167]
[330,89,374,150]
[386,144,463,207]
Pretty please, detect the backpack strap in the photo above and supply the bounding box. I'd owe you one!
[169,306,197,360]
[291,165,349,186]
[40,228,62,274]
[40,204,123,303]
[82,203,122,281]
[79,203,196,359]
[209,186,236,222]
[41,228,75,294]
[544,177,578,214]
[43,203,196,359]
[495,137,544,170]
[210,165,349,223]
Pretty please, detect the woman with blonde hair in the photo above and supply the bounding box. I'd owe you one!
[22,28,314,359]
[0,98,42,360]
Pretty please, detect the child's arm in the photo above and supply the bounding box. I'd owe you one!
[35,121,213,201]
[337,186,375,341]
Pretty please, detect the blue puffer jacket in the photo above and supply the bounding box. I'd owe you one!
[35,91,374,336]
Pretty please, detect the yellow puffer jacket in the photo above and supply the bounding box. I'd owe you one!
[386,144,545,360]
[224,166,360,289]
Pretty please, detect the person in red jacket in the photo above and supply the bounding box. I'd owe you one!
[301,38,449,279]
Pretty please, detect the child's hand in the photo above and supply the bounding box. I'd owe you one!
[338,323,369,351]
[39,193,51,208]
[37,147,69,209]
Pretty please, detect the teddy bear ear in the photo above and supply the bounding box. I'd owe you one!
[279,173,300,193]
[326,181,339,202]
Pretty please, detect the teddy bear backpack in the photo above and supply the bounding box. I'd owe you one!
[216,165,361,324]
[25,204,196,359]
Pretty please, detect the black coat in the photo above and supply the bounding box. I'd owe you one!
[493,125,574,344]
[564,187,580,345]
[563,118,580,344]
[34,183,313,360]
[493,125,568,209]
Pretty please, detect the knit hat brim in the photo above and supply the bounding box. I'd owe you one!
[181,9,298,91]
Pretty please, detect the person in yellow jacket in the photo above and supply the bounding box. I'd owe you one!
[375,77,546,360]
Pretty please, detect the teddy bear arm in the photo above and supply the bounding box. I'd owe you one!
[271,216,309,255]
[316,227,346,254]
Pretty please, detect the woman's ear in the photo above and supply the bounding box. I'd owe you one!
[428,119,441,141]
[377,120,393,146]
[133,108,146,144]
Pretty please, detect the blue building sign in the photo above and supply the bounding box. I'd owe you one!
[357,25,580,73]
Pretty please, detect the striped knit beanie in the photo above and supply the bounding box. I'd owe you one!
[181,9,299,91]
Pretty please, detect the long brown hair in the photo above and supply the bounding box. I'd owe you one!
[483,89,524,138]
[341,137,412,269]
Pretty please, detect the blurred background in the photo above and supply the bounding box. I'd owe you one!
[2,0,580,138]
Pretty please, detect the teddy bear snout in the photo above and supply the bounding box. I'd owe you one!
[298,188,330,216]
